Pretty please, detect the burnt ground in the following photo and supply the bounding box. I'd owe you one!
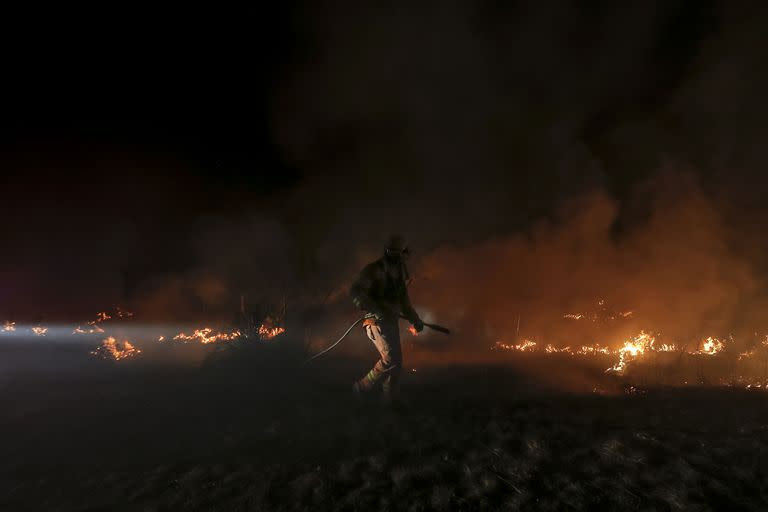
[2,338,768,511]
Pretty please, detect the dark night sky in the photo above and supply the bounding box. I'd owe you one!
[4,1,768,324]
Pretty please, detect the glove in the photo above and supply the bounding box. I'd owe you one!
[412,318,424,333]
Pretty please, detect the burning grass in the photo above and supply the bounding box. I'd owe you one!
[258,324,286,340]
[492,327,768,391]
[170,328,242,344]
[90,336,141,361]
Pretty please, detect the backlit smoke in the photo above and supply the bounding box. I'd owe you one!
[413,178,760,359]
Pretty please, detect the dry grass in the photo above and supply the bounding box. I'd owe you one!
[1,343,768,511]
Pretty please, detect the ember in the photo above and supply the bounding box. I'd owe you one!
[545,344,573,354]
[606,331,654,374]
[2,321,16,332]
[73,325,105,335]
[576,344,611,356]
[90,336,141,361]
[32,327,48,336]
[697,336,725,356]
[72,309,126,335]
[258,324,285,340]
[171,328,242,344]
[493,339,537,352]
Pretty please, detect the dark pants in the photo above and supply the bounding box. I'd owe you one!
[357,318,402,395]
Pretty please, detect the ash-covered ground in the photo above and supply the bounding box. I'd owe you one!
[2,335,768,511]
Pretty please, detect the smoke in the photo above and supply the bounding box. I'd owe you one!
[261,2,768,368]
[128,215,297,321]
[410,171,760,357]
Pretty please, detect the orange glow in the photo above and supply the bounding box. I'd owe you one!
[258,324,285,340]
[493,339,537,351]
[408,325,419,336]
[73,309,125,335]
[606,331,655,373]
[697,336,724,356]
[91,336,141,361]
[171,328,242,344]
[32,327,48,336]
[2,321,16,332]
[576,344,611,356]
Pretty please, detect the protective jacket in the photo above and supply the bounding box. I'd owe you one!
[350,257,419,324]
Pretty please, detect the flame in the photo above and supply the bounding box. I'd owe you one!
[576,344,611,355]
[32,327,48,336]
[73,325,105,335]
[606,331,655,373]
[697,336,724,356]
[652,342,678,352]
[493,339,537,351]
[73,309,124,334]
[408,325,419,336]
[91,336,141,361]
[2,321,16,332]
[563,313,584,320]
[258,324,285,340]
[91,312,111,323]
[545,344,573,354]
[171,328,242,344]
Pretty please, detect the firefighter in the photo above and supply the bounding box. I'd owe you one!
[350,235,424,401]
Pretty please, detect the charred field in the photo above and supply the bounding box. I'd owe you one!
[2,335,768,511]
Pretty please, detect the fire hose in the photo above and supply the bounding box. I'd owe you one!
[303,315,450,364]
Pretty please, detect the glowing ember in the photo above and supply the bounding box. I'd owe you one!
[115,307,134,318]
[2,321,16,332]
[576,344,611,355]
[563,313,584,320]
[697,336,724,356]
[493,339,537,351]
[606,331,655,373]
[408,325,419,336]
[92,312,111,323]
[545,344,573,354]
[258,324,285,340]
[157,336,165,342]
[738,349,756,361]
[171,328,242,344]
[653,342,678,352]
[32,327,48,336]
[73,325,105,335]
[73,309,123,334]
[91,336,141,361]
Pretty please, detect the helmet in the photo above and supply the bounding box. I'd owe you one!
[385,235,410,258]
